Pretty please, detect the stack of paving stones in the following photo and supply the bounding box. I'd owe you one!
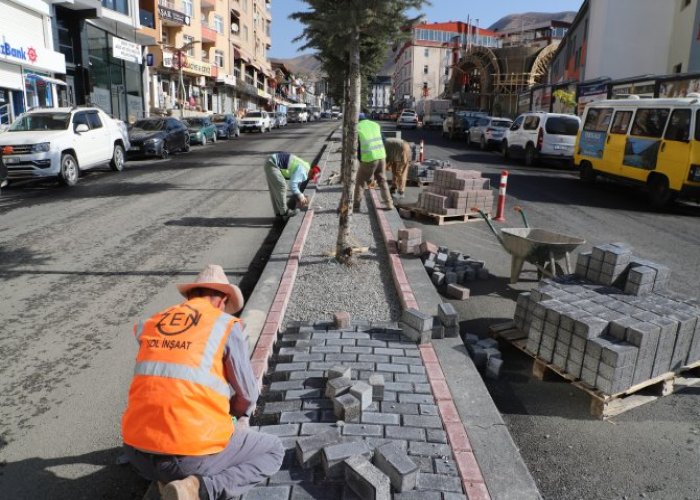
[398,228,423,256]
[420,242,489,300]
[463,335,504,380]
[513,243,700,395]
[415,169,493,216]
[407,158,450,184]
[399,304,460,343]
[247,318,467,499]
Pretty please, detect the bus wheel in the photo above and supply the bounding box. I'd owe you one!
[648,174,674,209]
[580,162,596,183]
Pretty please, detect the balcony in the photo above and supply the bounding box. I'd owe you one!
[201,23,217,44]
[201,0,215,10]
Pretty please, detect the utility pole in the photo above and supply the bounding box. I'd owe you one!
[169,40,201,119]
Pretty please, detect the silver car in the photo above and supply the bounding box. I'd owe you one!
[467,117,513,150]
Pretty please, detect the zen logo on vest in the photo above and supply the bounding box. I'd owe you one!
[156,305,202,336]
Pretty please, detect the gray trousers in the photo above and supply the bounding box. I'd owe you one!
[124,430,284,500]
[354,158,394,210]
[264,158,289,216]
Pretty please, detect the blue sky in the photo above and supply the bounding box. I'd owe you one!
[269,0,584,59]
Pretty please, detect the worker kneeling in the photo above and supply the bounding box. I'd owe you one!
[121,264,283,500]
[264,151,314,219]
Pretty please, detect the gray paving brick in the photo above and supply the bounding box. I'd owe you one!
[385,425,426,441]
[374,441,419,492]
[391,356,424,366]
[350,381,373,410]
[414,383,432,394]
[299,422,337,435]
[268,468,314,485]
[403,415,443,429]
[311,332,342,340]
[426,429,447,444]
[334,393,361,422]
[380,402,419,415]
[295,429,342,468]
[344,455,391,500]
[369,374,385,401]
[260,424,301,437]
[361,412,400,425]
[242,485,291,500]
[357,339,388,348]
[310,345,342,354]
[433,457,458,476]
[275,362,308,372]
[326,377,352,399]
[374,347,404,356]
[278,347,310,356]
[321,440,372,477]
[291,353,325,362]
[393,492,441,500]
[342,423,383,437]
[308,361,341,371]
[402,308,434,331]
[442,493,467,500]
[397,393,434,404]
[342,331,371,339]
[269,380,307,392]
[382,391,397,402]
[358,354,391,363]
[413,455,435,473]
[364,437,408,452]
[343,346,373,354]
[419,404,439,416]
[325,353,359,362]
[263,400,303,415]
[288,370,325,380]
[285,389,322,400]
[416,473,463,492]
[409,365,427,375]
[376,363,409,373]
[328,365,351,380]
[301,399,333,411]
[395,373,429,383]
[384,382,413,392]
[279,411,320,424]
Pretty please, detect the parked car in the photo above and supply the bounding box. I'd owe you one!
[397,109,418,129]
[287,105,309,123]
[502,112,581,166]
[0,148,7,194]
[422,113,444,130]
[240,110,272,132]
[442,110,488,139]
[128,117,190,159]
[0,107,128,186]
[320,111,332,120]
[183,117,217,145]
[275,112,288,127]
[211,114,240,139]
[467,117,513,150]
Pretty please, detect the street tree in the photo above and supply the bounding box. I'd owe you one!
[292,0,426,264]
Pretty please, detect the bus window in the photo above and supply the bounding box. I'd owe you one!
[610,111,633,134]
[630,108,669,138]
[583,107,613,132]
[664,109,691,142]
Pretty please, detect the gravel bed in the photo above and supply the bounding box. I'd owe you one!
[284,151,401,324]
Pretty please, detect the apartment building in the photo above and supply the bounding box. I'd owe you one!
[0,0,66,124]
[392,22,500,109]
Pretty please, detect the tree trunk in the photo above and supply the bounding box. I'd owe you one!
[335,27,361,264]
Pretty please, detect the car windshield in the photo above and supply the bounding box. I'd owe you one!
[133,119,164,131]
[546,117,580,136]
[184,119,205,127]
[9,113,70,131]
[211,115,227,123]
[246,112,263,118]
[492,120,512,128]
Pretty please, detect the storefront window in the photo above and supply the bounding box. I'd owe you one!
[102,0,129,15]
[24,73,54,109]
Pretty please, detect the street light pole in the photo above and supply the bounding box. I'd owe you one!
[166,40,200,119]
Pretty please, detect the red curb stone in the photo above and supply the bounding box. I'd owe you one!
[256,333,276,351]
[251,359,267,380]
[445,422,472,452]
[266,311,282,325]
[425,362,446,381]
[463,481,491,500]
[269,300,285,313]
[251,347,270,361]
[399,283,413,294]
[404,299,420,310]
[261,322,278,336]
[429,378,452,401]
[438,399,461,423]
[419,346,439,364]
[454,451,486,483]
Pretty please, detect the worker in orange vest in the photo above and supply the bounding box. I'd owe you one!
[121,264,283,500]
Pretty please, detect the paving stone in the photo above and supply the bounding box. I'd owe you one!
[299,422,337,435]
[376,363,410,374]
[302,399,334,411]
[357,339,388,348]
[295,429,342,468]
[279,411,320,424]
[395,374,429,383]
[333,311,351,329]
[374,347,404,356]
[414,383,432,394]
[311,332,342,340]
[344,455,391,500]
[426,429,448,444]
[276,362,309,373]
[342,423,383,437]
[290,482,343,500]
[397,393,434,404]
[369,374,385,401]
[286,389,323,400]
[269,380,307,392]
[437,303,459,327]
[412,455,435,473]
[361,412,400,425]
[325,377,353,398]
[380,402,419,415]
[403,415,443,429]
[442,493,467,500]
[402,308,434,331]
[358,354,391,363]
[385,425,426,442]
[416,473,463,492]
[384,382,413,392]
[393,492,441,500]
[391,355,424,366]
[419,404,439,416]
[263,400,303,415]
[260,424,301,437]
[409,365,427,375]
[343,346,374,354]
[291,353,326,363]
[334,393,361,423]
[433,457,458,476]
[325,353,359,362]
[321,440,372,478]
[374,441,419,492]
[350,381,373,410]
[268,467,314,485]
[288,371,325,380]
[328,365,352,380]
[242,485,291,500]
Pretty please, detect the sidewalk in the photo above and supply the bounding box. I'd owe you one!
[242,136,539,499]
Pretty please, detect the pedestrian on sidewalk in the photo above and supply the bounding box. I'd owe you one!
[354,113,394,212]
[385,137,411,199]
[264,151,311,219]
[121,264,283,500]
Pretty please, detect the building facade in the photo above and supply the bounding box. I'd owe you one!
[0,0,67,124]
[668,0,700,74]
[392,22,501,110]
[369,75,391,113]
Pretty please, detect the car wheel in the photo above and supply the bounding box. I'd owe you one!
[110,144,125,172]
[201,135,207,145]
[502,141,510,160]
[161,147,170,159]
[524,144,536,167]
[580,161,596,183]
[464,132,471,147]
[58,153,79,186]
[212,133,217,144]
[235,129,240,137]
[480,137,487,151]
[648,174,675,209]
[226,131,231,140]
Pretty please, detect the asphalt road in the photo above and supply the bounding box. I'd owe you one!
[395,125,700,500]
[0,120,335,499]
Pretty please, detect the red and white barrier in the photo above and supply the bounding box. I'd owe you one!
[493,170,508,222]
[419,140,425,163]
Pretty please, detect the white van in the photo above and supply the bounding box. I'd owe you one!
[502,112,581,166]
[288,104,309,123]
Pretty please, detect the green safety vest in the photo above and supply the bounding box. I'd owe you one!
[357,120,386,162]
[279,155,310,179]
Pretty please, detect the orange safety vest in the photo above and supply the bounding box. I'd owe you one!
[122,298,238,456]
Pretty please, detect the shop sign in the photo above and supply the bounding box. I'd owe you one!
[0,36,37,63]
[158,6,191,26]
[659,78,700,98]
[162,51,212,77]
[112,37,142,64]
[577,82,609,115]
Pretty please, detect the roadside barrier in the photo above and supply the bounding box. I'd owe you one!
[419,140,425,162]
[494,170,508,222]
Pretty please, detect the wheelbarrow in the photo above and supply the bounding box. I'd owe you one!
[473,207,586,284]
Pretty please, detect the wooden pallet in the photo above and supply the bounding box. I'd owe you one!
[489,321,700,419]
[407,178,433,187]
[400,206,487,226]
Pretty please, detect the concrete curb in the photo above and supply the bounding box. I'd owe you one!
[368,188,542,500]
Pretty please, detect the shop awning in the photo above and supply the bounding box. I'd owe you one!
[25,74,67,86]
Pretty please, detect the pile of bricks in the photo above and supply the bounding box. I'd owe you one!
[399,303,460,343]
[464,335,504,379]
[397,228,423,255]
[513,244,700,395]
[420,242,489,300]
[252,317,468,498]
[416,169,493,216]
[407,158,450,184]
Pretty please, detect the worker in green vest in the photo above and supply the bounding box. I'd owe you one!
[354,113,394,212]
[264,152,311,219]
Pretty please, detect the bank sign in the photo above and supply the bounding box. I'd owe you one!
[0,35,66,74]
[0,36,38,64]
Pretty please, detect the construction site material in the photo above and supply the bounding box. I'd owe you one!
[407,158,450,185]
[416,169,493,216]
[420,243,490,297]
[398,228,422,255]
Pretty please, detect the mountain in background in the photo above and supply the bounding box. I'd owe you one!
[271,45,398,79]
[488,11,577,32]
